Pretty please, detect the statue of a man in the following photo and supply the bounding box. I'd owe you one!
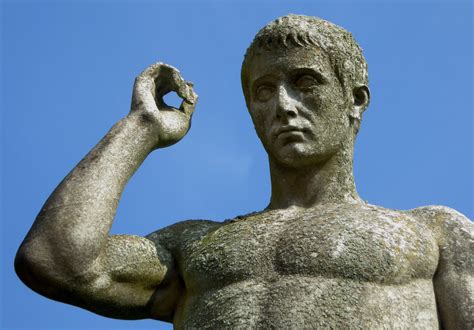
[16,15,473,328]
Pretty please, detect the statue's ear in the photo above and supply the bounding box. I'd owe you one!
[349,85,370,121]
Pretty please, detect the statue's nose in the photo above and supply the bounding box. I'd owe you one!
[275,85,298,120]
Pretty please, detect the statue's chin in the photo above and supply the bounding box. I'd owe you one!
[269,143,332,169]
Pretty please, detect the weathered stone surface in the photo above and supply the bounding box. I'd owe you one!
[16,14,473,328]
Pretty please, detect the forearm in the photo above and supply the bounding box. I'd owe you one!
[17,112,157,277]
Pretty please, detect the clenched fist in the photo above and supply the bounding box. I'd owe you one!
[130,62,198,148]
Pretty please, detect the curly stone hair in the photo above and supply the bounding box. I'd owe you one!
[241,14,369,116]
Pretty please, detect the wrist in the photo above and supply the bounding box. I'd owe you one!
[121,112,160,152]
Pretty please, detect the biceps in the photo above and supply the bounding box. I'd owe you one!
[73,235,173,319]
[102,235,169,283]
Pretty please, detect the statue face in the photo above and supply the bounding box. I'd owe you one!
[247,46,352,168]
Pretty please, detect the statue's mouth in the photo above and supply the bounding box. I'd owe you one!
[275,126,307,138]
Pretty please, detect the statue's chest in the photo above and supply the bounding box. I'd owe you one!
[274,212,439,284]
[181,210,439,289]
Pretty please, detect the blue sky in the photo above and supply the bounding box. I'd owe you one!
[1,0,472,329]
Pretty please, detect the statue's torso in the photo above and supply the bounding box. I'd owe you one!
[161,204,441,328]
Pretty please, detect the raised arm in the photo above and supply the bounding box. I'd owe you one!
[15,63,197,320]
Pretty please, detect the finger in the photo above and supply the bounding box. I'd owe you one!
[180,89,198,116]
[131,80,159,114]
[135,62,196,114]
[137,62,176,81]
[180,100,196,117]
[176,81,197,105]
[137,63,183,100]
[137,62,193,100]
[132,77,152,105]
[134,63,179,107]
[154,66,188,99]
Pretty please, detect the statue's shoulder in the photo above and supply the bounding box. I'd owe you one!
[354,203,472,230]
[146,219,222,251]
[406,205,473,246]
[407,205,472,225]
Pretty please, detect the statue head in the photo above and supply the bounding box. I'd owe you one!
[241,14,370,167]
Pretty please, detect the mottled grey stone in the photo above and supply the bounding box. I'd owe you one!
[16,14,473,329]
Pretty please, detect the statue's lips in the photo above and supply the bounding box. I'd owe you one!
[274,126,308,138]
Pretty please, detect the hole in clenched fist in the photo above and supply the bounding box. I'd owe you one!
[163,91,183,109]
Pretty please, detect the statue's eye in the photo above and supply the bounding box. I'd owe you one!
[255,85,275,102]
[294,74,321,90]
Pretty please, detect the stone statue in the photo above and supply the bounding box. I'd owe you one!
[15,15,473,328]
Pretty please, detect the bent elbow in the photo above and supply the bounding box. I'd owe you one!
[15,241,68,300]
[15,247,38,290]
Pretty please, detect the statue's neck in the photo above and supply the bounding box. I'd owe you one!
[267,142,362,210]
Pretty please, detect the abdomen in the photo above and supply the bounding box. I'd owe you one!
[175,276,439,328]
